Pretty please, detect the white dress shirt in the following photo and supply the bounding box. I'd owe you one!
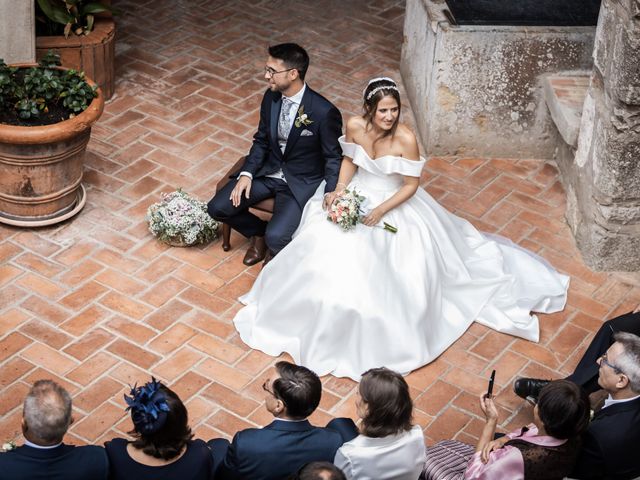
[334,424,426,480]
[603,393,640,409]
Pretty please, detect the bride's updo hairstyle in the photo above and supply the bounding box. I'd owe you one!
[358,367,413,438]
[362,77,402,140]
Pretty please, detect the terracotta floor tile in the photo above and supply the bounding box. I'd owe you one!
[0,381,30,416]
[0,308,31,332]
[139,276,189,307]
[14,252,64,278]
[153,349,205,382]
[74,377,123,413]
[144,299,193,331]
[99,291,153,320]
[0,0,637,447]
[0,357,35,389]
[59,281,109,311]
[71,401,126,442]
[169,371,211,402]
[67,352,119,386]
[148,323,197,354]
[19,319,72,350]
[107,339,160,370]
[20,342,77,376]
[59,304,111,336]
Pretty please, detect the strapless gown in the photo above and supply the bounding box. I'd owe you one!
[233,136,569,380]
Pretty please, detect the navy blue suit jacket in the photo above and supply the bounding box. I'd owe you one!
[572,396,640,479]
[213,418,353,480]
[0,443,109,480]
[241,86,343,207]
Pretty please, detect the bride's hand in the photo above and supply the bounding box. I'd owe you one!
[362,207,385,227]
[323,191,339,210]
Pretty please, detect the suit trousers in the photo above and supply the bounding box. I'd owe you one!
[208,176,303,254]
[567,311,640,394]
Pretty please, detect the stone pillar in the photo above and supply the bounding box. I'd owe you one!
[0,0,35,64]
[568,0,640,271]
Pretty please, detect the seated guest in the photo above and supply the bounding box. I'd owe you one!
[515,329,640,480]
[514,307,640,399]
[290,461,347,480]
[209,361,357,480]
[105,377,213,480]
[0,379,108,480]
[424,380,590,480]
[334,367,426,480]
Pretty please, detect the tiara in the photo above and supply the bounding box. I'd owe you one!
[124,377,170,435]
[365,84,399,101]
[362,77,397,96]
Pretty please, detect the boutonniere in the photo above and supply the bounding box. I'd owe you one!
[294,106,313,128]
[1,441,16,452]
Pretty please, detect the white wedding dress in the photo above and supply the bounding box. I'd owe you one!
[233,136,569,380]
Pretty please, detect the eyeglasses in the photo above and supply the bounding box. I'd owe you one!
[262,379,279,400]
[525,395,537,406]
[264,66,294,78]
[600,352,624,374]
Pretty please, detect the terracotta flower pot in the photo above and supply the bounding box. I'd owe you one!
[36,18,116,99]
[0,67,104,227]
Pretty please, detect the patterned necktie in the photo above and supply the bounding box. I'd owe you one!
[278,97,294,141]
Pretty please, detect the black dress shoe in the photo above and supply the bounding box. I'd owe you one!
[513,377,550,400]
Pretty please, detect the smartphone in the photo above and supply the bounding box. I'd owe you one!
[487,369,496,398]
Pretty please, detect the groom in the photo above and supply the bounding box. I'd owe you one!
[208,43,343,265]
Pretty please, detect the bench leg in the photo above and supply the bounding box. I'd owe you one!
[222,223,231,251]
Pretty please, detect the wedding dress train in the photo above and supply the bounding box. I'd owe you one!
[233,137,569,380]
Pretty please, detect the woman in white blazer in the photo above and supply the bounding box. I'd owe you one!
[334,368,426,479]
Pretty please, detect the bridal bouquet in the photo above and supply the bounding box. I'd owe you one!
[327,188,397,233]
[147,189,219,247]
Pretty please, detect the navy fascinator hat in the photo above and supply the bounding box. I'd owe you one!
[125,377,171,435]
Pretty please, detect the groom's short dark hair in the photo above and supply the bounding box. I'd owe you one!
[268,43,309,80]
[273,361,321,419]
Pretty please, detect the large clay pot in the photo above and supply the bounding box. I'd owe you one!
[0,69,104,227]
[37,18,116,99]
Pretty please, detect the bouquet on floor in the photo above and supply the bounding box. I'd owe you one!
[147,189,219,247]
[327,188,397,233]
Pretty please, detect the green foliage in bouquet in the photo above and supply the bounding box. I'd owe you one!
[147,189,219,247]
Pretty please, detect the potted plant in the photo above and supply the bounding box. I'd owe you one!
[35,0,117,99]
[147,190,220,247]
[0,52,104,227]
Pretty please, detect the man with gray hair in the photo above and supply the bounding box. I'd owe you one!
[570,331,640,479]
[0,379,108,479]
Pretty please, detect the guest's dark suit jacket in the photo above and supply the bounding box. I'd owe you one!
[0,443,109,480]
[571,396,640,480]
[211,418,356,480]
[242,86,342,207]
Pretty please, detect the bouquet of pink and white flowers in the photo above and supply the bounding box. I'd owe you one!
[327,188,397,233]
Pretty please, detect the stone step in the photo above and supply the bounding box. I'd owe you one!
[543,73,590,148]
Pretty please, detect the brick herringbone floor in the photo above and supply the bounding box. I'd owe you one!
[1,0,639,448]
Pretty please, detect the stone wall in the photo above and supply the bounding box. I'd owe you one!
[0,0,35,64]
[401,0,595,158]
[559,0,640,271]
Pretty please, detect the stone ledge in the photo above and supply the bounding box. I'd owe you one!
[543,73,590,147]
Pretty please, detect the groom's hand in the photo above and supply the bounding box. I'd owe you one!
[323,191,338,210]
[231,176,252,207]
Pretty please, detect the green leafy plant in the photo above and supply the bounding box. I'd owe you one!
[0,51,98,123]
[36,0,114,38]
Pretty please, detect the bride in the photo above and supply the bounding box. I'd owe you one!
[233,77,569,381]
